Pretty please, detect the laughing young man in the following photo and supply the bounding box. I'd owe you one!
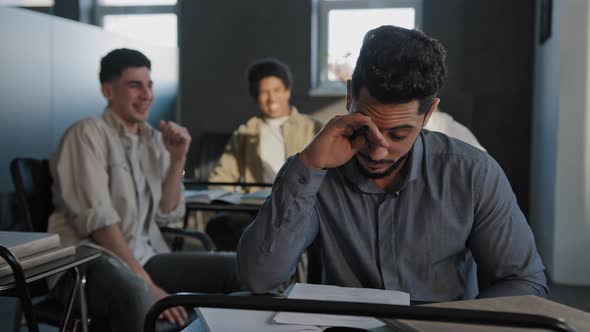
[49,49,240,331]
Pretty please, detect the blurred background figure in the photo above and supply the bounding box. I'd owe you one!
[313,62,485,151]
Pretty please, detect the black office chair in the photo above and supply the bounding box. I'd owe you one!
[9,157,216,331]
[190,132,232,181]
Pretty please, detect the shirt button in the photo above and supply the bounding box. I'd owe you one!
[298,177,307,184]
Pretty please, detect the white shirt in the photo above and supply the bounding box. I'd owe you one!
[425,111,486,151]
[127,133,157,265]
[260,116,289,183]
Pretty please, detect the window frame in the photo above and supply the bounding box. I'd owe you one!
[310,0,423,96]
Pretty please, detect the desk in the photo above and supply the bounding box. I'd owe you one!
[184,200,263,230]
[0,245,101,332]
[177,295,589,332]
[182,180,270,228]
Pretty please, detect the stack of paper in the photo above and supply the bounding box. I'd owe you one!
[196,307,323,332]
[273,283,410,329]
[195,283,410,331]
[0,231,75,277]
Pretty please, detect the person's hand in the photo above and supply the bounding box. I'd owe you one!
[160,120,191,162]
[299,113,388,169]
[150,282,188,327]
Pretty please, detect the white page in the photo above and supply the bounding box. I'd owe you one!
[185,189,229,203]
[273,283,410,329]
[196,307,324,332]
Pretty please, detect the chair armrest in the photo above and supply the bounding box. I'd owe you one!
[159,227,217,252]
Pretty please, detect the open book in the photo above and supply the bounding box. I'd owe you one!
[185,189,271,206]
[273,283,410,329]
[239,190,271,205]
[194,283,410,331]
[185,189,242,204]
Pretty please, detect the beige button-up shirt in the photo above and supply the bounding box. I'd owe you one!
[48,109,185,265]
[209,107,322,193]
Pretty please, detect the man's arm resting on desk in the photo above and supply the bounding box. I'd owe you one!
[237,156,325,294]
[478,277,548,298]
[92,224,188,325]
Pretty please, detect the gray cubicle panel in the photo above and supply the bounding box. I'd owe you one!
[0,5,178,199]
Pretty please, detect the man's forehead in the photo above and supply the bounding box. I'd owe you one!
[354,88,422,126]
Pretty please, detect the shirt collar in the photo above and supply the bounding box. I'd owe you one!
[102,108,155,139]
[340,132,424,194]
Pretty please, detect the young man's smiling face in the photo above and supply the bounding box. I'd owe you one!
[347,85,438,186]
[256,76,291,119]
[102,66,153,133]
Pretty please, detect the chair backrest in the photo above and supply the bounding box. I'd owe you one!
[192,132,232,181]
[10,158,54,232]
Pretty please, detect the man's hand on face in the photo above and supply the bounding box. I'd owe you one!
[299,113,389,170]
[160,120,191,162]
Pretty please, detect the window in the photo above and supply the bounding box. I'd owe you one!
[98,0,175,5]
[95,0,177,48]
[0,0,52,6]
[311,0,422,96]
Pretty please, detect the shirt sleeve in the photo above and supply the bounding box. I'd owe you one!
[469,155,548,298]
[237,156,327,294]
[154,186,186,226]
[53,122,120,237]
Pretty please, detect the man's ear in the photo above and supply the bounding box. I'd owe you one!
[101,83,113,100]
[422,98,440,128]
[346,80,352,112]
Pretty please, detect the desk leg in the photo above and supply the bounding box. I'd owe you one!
[79,274,89,332]
[0,245,39,332]
[60,267,80,332]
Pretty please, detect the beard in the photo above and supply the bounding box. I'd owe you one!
[355,153,409,179]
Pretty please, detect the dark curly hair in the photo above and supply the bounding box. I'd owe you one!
[351,25,447,114]
[99,48,151,84]
[247,58,293,100]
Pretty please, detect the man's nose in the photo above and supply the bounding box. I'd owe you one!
[140,86,152,99]
[367,141,388,160]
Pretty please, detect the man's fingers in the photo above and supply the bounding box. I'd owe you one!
[340,113,389,148]
[162,310,175,324]
[170,306,186,326]
[178,306,188,320]
[161,307,186,326]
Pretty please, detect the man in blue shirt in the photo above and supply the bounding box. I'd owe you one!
[237,25,547,301]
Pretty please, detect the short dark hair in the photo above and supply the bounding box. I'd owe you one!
[247,58,293,99]
[99,48,151,84]
[351,25,447,114]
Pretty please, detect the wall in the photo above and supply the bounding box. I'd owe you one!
[530,0,590,285]
[530,0,560,280]
[0,7,178,327]
[179,0,536,216]
[0,6,178,193]
[551,0,590,284]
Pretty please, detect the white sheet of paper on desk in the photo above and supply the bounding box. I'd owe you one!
[273,283,410,329]
[195,307,324,332]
